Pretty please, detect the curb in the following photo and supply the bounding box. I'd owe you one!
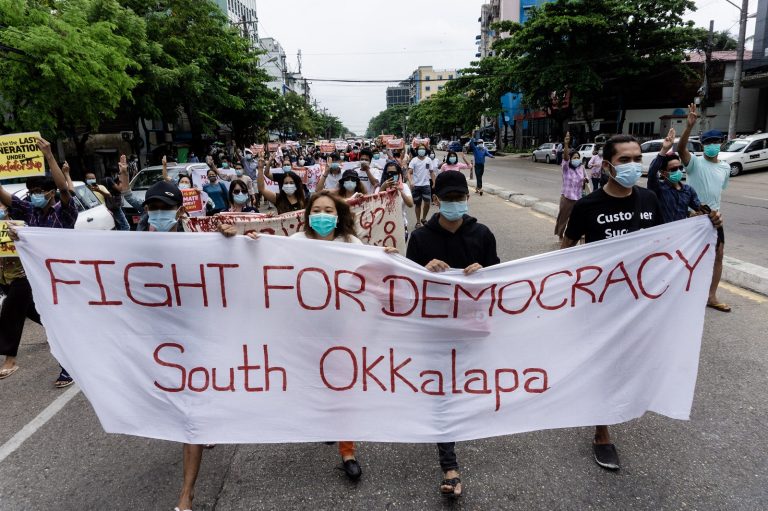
[473,179,768,297]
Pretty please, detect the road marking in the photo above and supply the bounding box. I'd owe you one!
[743,195,768,201]
[719,283,767,304]
[529,211,556,223]
[506,202,523,209]
[0,385,80,464]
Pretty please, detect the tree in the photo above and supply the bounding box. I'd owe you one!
[701,30,738,51]
[482,0,705,136]
[365,105,410,138]
[0,0,139,167]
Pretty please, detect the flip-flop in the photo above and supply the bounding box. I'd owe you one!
[706,302,732,313]
[0,366,19,380]
[440,476,462,497]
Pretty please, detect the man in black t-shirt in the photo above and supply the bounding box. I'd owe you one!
[562,135,722,471]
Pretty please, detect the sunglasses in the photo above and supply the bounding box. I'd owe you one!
[668,166,684,172]
[232,189,246,194]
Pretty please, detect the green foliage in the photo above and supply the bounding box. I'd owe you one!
[0,0,139,135]
[365,105,410,138]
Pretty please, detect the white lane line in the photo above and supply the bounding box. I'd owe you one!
[743,195,768,201]
[0,385,80,464]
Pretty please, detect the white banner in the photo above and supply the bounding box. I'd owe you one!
[15,217,716,444]
[181,190,406,252]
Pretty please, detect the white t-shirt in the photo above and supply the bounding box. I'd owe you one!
[322,170,342,190]
[290,231,363,244]
[357,166,383,194]
[408,157,434,187]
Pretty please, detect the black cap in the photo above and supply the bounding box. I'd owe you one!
[434,171,469,199]
[701,130,725,143]
[143,180,182,207]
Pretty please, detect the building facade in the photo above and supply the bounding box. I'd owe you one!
[744,0,768,131]
[386,83,411,108]
[213,0,259,47]
[408,66,458,104]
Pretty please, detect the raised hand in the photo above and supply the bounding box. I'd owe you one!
[661,128,676,153]
[687,103,698,128]
[36,137,52,155]
[62,161,70,174]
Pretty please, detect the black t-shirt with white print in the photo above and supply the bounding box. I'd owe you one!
[565,186,663,244]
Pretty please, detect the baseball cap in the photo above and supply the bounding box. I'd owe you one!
[143,180,182,207]
[434,171,469,199]
[477,139,484,143]
[701,130,725,143]
[341,169,359,181]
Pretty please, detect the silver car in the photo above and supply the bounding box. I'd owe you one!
[532,143,557,164]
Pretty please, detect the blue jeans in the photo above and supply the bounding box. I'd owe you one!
[112,207,130,231]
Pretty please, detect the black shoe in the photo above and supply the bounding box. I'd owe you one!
[593,443,620,470]
[342,459,362,481]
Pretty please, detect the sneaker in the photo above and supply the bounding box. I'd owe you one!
[593,443,620,470]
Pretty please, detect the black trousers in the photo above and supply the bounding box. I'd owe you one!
[474,163,485,190]
[437,442,458,471]
[0,277,41,358]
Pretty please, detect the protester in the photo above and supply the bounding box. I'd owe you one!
[555,140,564,165]
[316,154,343,191]
[554,132,587,242]
[257,157,307,214]
[85,171,111,203]
[587,149,603,191]
[356,149,381,193]
[405,171,500,497]
[647,128,702,222]
[678,104,731,312]
[103,175,131,231]
[0,136,77,388]
[468,137,495,195]
[371,147,386,169]
[228,179,258,213]
[439,151,473,180]
[215,159,255,207]
[336,169,366,200]
[429,148,441,172]
[203,164,230,215]
[561,133,722,471]
[408,144,435,228]
[188,151,200,163]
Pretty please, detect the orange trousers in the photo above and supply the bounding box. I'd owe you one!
[338,441,355,458]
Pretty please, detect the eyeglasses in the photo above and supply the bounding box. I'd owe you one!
[669,166,684,172]
[232,189,246,194]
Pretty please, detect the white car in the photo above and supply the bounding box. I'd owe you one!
[532,143,557,164]
[4,181,115,230]
[718,133,768,176]
[640,139,703,176]
[575,143,602,158]
[436,140,450,151]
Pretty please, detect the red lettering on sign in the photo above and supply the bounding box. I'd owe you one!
[453,284,497,318]
[79,260,122,306]
[362,347,386,391]
[334,270,366,311]
[676,244,711,292]
[571,265,603,307]
[153,343,186,392]
[263,266,295,308]
[172,264,208,307]
[389,348,417,392]
[207,263,238,307]
[421,279,451,318]
[124,262,172,307]
[45,259,79,305]
[320,346,358,391]
[494,369,519,412]
[497,280,536,315]
[297,267,332,310]
[536,270,573,310]
[381,275,419,317]
[598,261,639,302]
[637,252,673,299]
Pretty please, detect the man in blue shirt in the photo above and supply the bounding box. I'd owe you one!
[647,128,701,222]
[468,138,495,196]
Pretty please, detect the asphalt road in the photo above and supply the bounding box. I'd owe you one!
[1,195,767,510]
[462,152,768,268]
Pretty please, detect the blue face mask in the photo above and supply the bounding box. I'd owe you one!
[570,158,582,168]
[222,163,229,169]
[330,163,340,171]
[309,213,338,237]
[610,162,643,188]
[373,153,380,160]
[703,143,721,158]
[30,193,49,209]
[147,210,178,232]
[0,209,6,220]
[233,192,249,204]
[448,157,458,164]
[440,200,468,221]
[417,149,426,157]
[343,181,357,191]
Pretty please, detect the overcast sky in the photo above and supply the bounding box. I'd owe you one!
[256,0,758,135]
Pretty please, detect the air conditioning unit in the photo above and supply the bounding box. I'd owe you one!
[120,131,134,141]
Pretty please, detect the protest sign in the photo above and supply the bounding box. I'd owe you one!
[386,138,405,150]
[319,143,335,153]
[335,141,349,151]
[411,137,430,149]
[15,217,716,444]
[182,189,206,216]
[0,220,23,257]
[268,143,279,152]
[0,132,45,179]
[252,144,265,154]
[182,190,406,251]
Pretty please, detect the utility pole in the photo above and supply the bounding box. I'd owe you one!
[728,0,750,140]
[701,20,714,134]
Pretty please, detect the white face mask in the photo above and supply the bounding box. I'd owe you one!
[282,183,297,195]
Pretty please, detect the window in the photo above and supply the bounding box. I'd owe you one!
[425,76,431,81]
[641,142,662,153]
[448,74,454,79]
[745,140,766,152]
[438,75,443,80]
[628,122,654,137]
[425,86,431,91]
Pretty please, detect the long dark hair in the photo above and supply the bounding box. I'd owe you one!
[227,178,249,204]
[303,190,357,241]
[276,171,306,214]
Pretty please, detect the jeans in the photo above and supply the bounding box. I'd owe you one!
[437,442,458,471]
[112,207,130,231]
[474,163,485,189]
[591,178,601,191]
[0,278,41,357]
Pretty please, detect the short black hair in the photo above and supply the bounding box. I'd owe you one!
[26,176,56,192]
[602,135,640,164]
[359,148,373,160]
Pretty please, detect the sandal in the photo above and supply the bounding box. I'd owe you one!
[54,368,74,389]
[706,302,731,313]
[440,476,462,497]
[340,459,362,481]
[0,366,19,380]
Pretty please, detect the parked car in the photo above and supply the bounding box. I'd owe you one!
[718,133,768,176]
[575,143,603,158]
[436,140,450,151]
[640,139,703,176]
[532,143,557,164]
[464,140,496,154]
[4,181,115,230]
[122,163,209,228]
[447,140,463,152]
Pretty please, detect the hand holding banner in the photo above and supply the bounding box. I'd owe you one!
[0,220,23,257]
